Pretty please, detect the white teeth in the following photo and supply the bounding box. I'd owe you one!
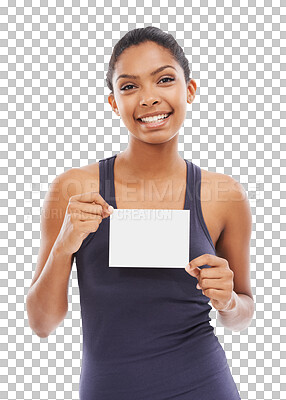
[140,113,170,123]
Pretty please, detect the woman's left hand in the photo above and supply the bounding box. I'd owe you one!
[185,254,236,312]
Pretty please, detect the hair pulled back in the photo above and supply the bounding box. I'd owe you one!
[106,26,191,94]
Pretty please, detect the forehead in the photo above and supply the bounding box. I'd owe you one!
[114,41,178,79]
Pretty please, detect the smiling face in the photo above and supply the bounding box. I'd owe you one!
[108,41,197,144]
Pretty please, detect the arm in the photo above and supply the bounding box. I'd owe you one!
[215,177,255,332]
[26,170,78,338]
[27,245,74,338]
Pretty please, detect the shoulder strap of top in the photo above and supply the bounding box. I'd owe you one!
[99,155,117,207]
[192,161,201,208]
[184,159,193,210]
[185,159,201,209]
[190,161,216,251]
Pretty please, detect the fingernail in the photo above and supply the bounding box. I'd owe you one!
[108,205,114,213]
[196,283,201,289]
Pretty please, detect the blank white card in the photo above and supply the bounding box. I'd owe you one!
[109,209,190,268]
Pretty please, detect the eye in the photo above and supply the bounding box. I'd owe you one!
[120,84,135,91]
[120,77,175,91]
[159,77,175,84]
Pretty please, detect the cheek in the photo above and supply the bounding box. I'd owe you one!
[173,99,188,122]
[169,87,187,110]
[119,100,136,120]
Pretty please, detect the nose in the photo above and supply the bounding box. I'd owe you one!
[139,83,161,107]
[140,98,159,107]
[140,100,159,107]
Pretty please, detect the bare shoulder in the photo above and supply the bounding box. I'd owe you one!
[57,162,100,200]
[213,169,246,201]
[201,168,245,200]
[200,167,247,230]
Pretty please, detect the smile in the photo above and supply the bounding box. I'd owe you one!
[137,112,173,129]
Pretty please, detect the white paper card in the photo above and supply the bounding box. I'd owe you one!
[109,209,190,268]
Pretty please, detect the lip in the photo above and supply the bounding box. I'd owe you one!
[137,111,173,119]
[137,112,173,129]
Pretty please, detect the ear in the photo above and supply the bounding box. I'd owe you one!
[108,93,120,116]
[187,79,197,104]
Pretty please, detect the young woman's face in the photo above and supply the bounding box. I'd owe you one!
[108,41,196,144]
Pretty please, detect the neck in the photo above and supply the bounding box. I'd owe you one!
[118,133,185,180]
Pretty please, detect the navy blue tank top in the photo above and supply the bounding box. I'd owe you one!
[74,154,241,400]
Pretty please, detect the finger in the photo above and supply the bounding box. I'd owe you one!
[70,201,110,221]
[185,266,201,279]
[73,202,105,217]
[200,288,228,301]
[80,218,102,233]
[198,278,225,291]
[72,191,112,214]
[186,254,227,271]
[76,211,103,222]
[199,267,229,280]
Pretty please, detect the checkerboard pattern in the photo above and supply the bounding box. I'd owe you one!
[1,1,285,399]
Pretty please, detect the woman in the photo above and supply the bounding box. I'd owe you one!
[27,26,254,399]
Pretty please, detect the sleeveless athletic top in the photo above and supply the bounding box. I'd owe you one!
[74,154,241,400]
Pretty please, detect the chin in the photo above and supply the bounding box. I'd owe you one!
[130,130,179,145]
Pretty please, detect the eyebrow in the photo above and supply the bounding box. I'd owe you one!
[115,65,177,83]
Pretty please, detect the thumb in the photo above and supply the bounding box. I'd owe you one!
[102,204,114,218]
[185,265,201,280]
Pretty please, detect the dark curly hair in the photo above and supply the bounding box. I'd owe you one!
[106,26,191,94]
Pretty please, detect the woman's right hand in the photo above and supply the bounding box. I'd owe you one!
[56,191,114,255]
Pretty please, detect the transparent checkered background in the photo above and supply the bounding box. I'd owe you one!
[1,1,285,399]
